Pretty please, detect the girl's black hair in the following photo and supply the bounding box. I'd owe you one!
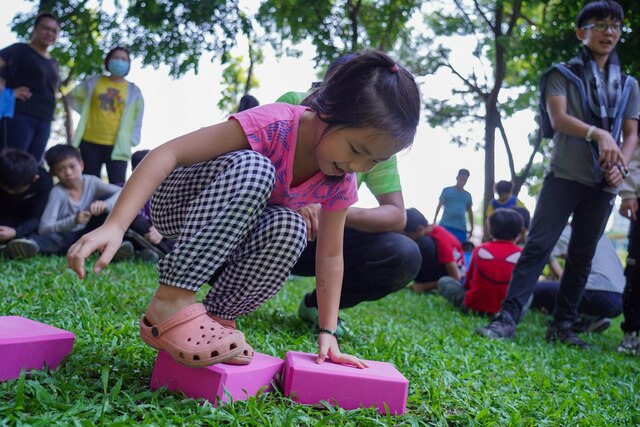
[576,1,624,27]
[104,46,131,74]
[488,208,524,241]
[302,49,420,150]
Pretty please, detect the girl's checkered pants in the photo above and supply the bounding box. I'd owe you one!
[151,150,307,319]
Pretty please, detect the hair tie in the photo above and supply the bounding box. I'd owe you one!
[390,64,399,73]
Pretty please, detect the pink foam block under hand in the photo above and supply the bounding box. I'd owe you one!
[150,351,285,405]
[0,316,75,382]
[282,351,409,415]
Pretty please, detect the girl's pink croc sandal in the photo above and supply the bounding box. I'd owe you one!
[139,303,245,368]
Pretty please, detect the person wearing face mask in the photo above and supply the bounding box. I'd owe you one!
[66,47,144,184]
[0,12,61,164]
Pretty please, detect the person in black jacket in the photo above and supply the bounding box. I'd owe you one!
[0,148,52,255]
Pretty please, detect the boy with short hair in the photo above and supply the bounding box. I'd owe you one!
[0,148,52,256]
[7,144,132,259]
[433,168,474,244]
[478,0,639,348]
[485,180,526,217]
[438,208,523,315]
[405,207,465,293]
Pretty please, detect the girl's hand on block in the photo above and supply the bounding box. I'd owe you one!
[316,333,369,369]
[67,224,124,278]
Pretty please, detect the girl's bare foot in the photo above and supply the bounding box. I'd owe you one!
[144,284,197,324]
[208,314,236,329]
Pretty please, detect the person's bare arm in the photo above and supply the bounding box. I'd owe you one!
[444,261,461,281]
[547,94,624,168]
[433,200,444,224]
[548,257,564,280]
[67,121,250,277]
[345,191,406,233]
[466,205,474,238]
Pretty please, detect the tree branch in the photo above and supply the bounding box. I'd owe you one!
[472,0,494,32]
[438,48,487,99]
[514,124,544,196]
[496,114,517,182]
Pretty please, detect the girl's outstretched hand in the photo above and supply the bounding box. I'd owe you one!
[66,224,124,279]
[316,333,369,369]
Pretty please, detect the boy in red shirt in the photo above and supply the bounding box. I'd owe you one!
[404,208,465,293]
[438,208,524,314]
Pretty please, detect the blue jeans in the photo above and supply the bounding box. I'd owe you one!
[532,280,622,318]
[501,173,614,324]
[622,207,640,332]
[1,113,51,164]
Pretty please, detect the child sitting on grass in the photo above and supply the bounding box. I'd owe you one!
[404,208,465,293]
[438,208,523,315]
[0,149,53,258]
[7,144,133,259]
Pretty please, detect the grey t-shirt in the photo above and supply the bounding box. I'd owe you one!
[39,175,121,235]
[545,70,640,191]
[551,225,624,293]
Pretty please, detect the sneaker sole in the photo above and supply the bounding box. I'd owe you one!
[8,241,39,259]
[113,241,135,262]
[475,327,513,339]
[125,230,165,259]
[586,318,611,333]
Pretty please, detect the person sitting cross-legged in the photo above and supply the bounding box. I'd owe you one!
[438,208,523,315]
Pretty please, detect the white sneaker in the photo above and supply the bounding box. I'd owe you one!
[617,331,640,356]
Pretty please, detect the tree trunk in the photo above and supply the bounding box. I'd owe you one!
[62,95,73,145]
[483,104,498,223]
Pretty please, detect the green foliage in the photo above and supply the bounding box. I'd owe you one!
[1,255,640,425]
[126,0,243,77]
[256,0,421,66]
[10,0,122,83]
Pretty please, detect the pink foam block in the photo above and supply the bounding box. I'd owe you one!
[282,351,409,415]
[0,316,75,382]
[150,351,284,404]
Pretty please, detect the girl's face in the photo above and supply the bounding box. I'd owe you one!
[315,126,399,177]
[32,18,60,48]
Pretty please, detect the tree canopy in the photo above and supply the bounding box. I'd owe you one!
[7,0,640,203]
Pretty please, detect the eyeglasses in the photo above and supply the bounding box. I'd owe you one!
[582,22,622,33]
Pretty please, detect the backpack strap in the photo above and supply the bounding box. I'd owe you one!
[611,75,636,143]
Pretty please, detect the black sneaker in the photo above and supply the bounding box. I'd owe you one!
[7,238,40,259]
[125,230,165,259]
[476,313,516,339]
[572,316,611,334]
[112,241,134,262]
[545,321,590,349]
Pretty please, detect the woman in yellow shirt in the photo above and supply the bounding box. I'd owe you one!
[67,47,144,183]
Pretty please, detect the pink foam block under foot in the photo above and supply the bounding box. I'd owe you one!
[150,351,285,405]
[282,351,409,415]
[0,316,75,382]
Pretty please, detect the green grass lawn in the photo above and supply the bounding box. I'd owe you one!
[1,256,639,426]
